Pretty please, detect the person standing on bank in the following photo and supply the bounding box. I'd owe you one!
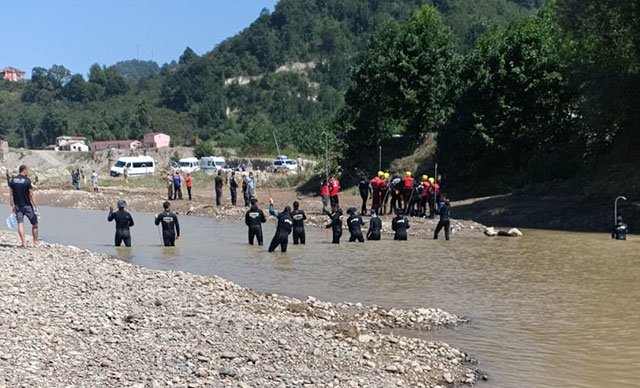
[325,205,344,244]
[229,171,238,206]
[267,199,294,253]
[155,201,180,246]
[245,198,267,245]
[434,193,451,240]
[172,170,183,200]
[91,170,99,192]
[242,175,251,206]
[108,199,134,247]
[367,209,382,241]
[166,172,173,200]
[392,208,410,241]
[214,170,224,206]
[612,216,628,240]
[358,175,372,216]
[9,164,40,248]
[291,200,307,244]
[185,172,193,201]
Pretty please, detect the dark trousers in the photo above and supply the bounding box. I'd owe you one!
[244,191,251,206]
[394,232,407,241]
[173,185,183,200]
[330,195,339,209]
[215,188,222,206]
[360,193,368,215]
[434,220,450,240]
[428,197,437,218]
[293,229,305,244]
[268,234,289,252]
[167,186,173,200]
[248,227,263,245]
[332,229,342,244]
[115,230,131,247]
[349,232,364,243]
[367,232,380,241]
[187,186,192,201]
[371,190,381,211]
[230,187,237,206]
[390,192,402,214]
[163,233,176,246]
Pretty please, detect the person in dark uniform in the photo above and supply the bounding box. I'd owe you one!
[214,170,224,206]
[389,173,402,214]
[346,207,365,243]
[229,171,238,206]
[108,199,134,247]
[392,208,410,241]
[434,193,451,240]
[154,201,180,246]
[291,200,307,244]
[9,164,40,248]
[245,198,266,245]
[367,209,382,241]
[326,205,344,244]
[358,176,371,215]
[267,201,294,252]
[612,216,628,240]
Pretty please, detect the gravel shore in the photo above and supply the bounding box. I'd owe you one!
[0,231,480,387]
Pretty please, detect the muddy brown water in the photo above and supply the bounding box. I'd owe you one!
[28,206,640,387]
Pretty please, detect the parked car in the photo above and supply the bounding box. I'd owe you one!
[179,157,200,173]
[110,156,155,177]
[270,158,298,173]
[168,161,180,170]
[200,156,226,174]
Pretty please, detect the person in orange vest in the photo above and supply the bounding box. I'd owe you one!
[379,172,389,215]
[427,177,440,219]
[370,171,383,213]
[328,176,340,208]
[402,171,414,214]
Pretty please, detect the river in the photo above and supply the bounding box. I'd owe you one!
[27,206,640,387]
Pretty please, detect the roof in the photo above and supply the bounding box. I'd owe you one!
[0,67,26,74]
[57,135,87,140]
[144,132,168,137]
[91,140,140,145]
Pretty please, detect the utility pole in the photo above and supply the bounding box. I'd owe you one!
[378,145,382,172]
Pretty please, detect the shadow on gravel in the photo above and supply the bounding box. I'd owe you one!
[452,194,640,233]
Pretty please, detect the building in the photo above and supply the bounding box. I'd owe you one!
[0,67,26,82]
[56,136,87,148]
[59,142,89,152]
[143,132,170,149]
[90,140,143,152]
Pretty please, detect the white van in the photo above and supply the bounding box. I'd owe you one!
[110,156,155,177]
[179,157,200,173]
[200,156,226,173]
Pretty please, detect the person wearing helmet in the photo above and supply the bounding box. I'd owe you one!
[419,175,431,217]
[328,176,340,208]
[402,171,414,214]
[267,199,294,252]
[434,193,451,240]
[108,199,135,247]
[612,216,628,240]
[370,172,383,214]
[381,172,391,215]
[325,205,344,244]
[358,175,372,215]
[346,207,365,243]
[367,209,382,241]
[427,177,440,219]
[389,173,403,213]
[392,208,410,240]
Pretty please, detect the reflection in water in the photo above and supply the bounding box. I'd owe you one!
[32,206,640,388]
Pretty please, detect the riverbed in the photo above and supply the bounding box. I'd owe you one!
[33,206,640,387]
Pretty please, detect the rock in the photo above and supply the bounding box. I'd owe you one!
[443,372,454,384]
[385,365,399,373]
[247,353,259,363]
[220,351,238,360]
[195,368,208,377]
[219,368,237,377]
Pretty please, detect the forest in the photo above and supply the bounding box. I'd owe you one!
[1,0,636,196]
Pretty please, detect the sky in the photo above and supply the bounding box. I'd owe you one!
[1,0,278,78]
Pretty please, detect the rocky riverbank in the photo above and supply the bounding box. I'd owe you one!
[0,231,481,387]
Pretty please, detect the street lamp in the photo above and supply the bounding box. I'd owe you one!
[614,196,627,225]
[321,131,329,181]
[378,145,382,172]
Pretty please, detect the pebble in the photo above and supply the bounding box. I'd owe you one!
[220,351,237,359]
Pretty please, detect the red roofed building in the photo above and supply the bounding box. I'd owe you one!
[144,132,170,149]
[1,67,26,82]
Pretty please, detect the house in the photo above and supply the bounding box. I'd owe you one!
[90,140,143,152]
[56,136,87,148]
[59,142,89,152]
[0,67,26,82]
[143,132,170,149]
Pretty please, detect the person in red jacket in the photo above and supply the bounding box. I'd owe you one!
[320,178,330,214]
[419,175,430,217]
[328,176,340,208]
[370,171,383,213]
[402,171,414,213]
